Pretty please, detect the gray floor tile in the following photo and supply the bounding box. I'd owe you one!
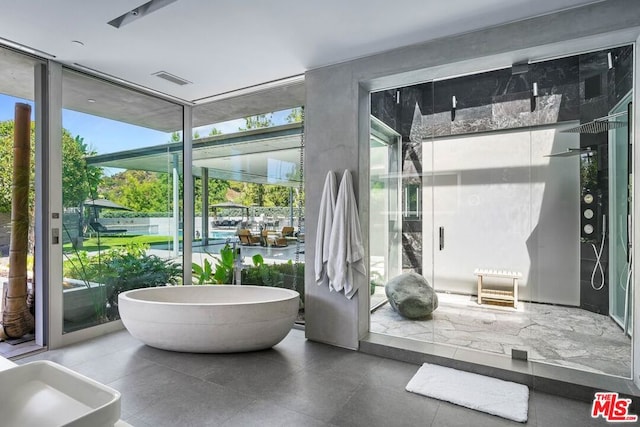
[359,357,421,391]
[68,347,157,384]
[131,377,255,427]
[131,343,228,378]
[431,400,533,426]
[264,368,362,422]
[532,391,612,426]
[330,383,439,427]
[122,414,154,427]
[269,333,360,369]
[203,352,303,397]
[106,362,200,418]
[305,348,384,382]
[221,399,328,427]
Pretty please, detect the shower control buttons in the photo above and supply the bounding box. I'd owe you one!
[581,191,597,239]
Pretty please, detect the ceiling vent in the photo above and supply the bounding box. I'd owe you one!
[152,71,192,86]
[108,0,178,29]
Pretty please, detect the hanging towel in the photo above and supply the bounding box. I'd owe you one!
[315,171,337,288]
[327,170,366,298]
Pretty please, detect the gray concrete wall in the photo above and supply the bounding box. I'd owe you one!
[304,0,640,350]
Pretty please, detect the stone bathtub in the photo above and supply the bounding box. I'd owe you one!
[118,285,300,353]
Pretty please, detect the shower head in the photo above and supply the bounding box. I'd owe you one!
[544,148,593,158]
[562,110,628,134]
[562,119,627,134]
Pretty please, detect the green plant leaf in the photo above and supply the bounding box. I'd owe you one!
[192,262,203,276]
[204,258,212,277]
[220,244,235,268]
[252,254,264,267]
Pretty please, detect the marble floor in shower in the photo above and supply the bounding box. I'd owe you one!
[370,291,631,377]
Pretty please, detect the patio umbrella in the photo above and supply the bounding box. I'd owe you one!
[211,202,250,221]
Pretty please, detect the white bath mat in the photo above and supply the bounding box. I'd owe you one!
[406,363,529,423]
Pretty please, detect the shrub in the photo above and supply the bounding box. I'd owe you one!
[242,260,305,306]
[63,242,182,320]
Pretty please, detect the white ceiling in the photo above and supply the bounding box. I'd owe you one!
[0,0,602,104]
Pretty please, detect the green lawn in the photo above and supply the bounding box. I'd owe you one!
[63,235,175,252]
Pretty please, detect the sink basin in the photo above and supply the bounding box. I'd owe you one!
[0,360,121,427]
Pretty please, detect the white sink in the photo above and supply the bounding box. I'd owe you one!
[0,360,121,427]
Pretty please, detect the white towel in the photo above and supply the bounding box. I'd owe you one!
[327,170,366,298]
[315,171,337,287]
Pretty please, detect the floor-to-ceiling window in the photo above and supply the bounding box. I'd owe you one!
[60,70,184,333]
[370,45,634,378]
[189,106,306,321]
[0,47,44,357]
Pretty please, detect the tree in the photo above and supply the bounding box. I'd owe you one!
[169,131,181,143]
[100,170,171,212]
[0,120,102,212]
[264,184,290,207]
[209,127,222,136]
[63,134,102,207]
[193,130,201,140]
[286,107,303,123]
[239,114,273,131]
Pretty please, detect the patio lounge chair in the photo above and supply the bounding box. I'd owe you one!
[238,229,260,246]
[89,221,127,236]
[280,226,295,238]
[262,230,288,247]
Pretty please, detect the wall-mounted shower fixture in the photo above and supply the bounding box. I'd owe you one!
[451,95,457,121]
[562,111,628,134]
[531,82,539,112]
[590,215,606,291]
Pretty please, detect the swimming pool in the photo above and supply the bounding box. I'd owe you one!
[210,230,237,240]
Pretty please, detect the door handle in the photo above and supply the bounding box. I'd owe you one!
[439,226,444,251]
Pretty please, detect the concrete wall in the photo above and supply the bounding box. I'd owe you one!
[304,0,640,350]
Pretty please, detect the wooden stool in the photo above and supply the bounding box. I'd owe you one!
[474,268,522,308]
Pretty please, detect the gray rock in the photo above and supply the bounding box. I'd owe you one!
[385,272,438,319]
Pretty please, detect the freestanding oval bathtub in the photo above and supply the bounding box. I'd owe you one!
[118,285,300,353]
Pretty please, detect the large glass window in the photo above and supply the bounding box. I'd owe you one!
[190,107,305,322]
[61,70,183,333]
[370,45,634,378]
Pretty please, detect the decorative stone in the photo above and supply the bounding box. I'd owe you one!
[385,272,438,319]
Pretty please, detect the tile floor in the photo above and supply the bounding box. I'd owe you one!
[17,328,616,426]
[371,292,631,377]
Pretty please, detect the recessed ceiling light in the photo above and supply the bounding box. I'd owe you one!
[87,99,96,103]
[71,40,85,47]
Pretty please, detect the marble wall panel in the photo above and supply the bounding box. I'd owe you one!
[402,231,422,274]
